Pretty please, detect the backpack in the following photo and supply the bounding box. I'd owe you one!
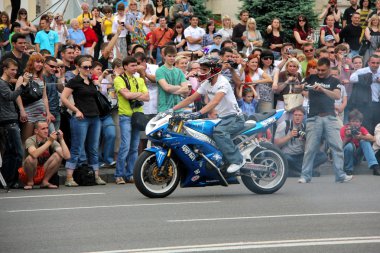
[73,164,96,186]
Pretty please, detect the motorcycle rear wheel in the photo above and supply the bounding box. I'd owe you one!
[241,142,288,194]
[134,151,180,198]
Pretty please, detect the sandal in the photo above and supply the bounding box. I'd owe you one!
[23,185,33,190]
[40,183,58,189]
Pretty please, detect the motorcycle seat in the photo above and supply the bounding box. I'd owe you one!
[250,110,276,122]
[231,120,256,139]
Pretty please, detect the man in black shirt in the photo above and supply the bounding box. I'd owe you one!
[299,58,352,183]
[60,45,76,72]
[342,0,359,27]
[232,10,249,52]
[340,12,362,57]
[0,59,28,188]
[0,33,29,82]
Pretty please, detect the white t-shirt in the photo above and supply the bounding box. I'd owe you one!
[134,63,159,115]
[184,26,205,51]
[197,75,242,118]
[112,14,128,38]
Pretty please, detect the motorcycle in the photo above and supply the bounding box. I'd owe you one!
[133,109,288,198]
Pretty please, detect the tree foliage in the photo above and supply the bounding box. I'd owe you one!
[166,0,212,25]
[238,0,318,43]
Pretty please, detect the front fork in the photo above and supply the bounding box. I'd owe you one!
[158,120,184,176]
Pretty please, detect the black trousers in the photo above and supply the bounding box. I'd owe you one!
[0,123,24,186]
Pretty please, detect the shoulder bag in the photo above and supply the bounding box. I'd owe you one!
[21,80,43,106]
[95,87,112,117]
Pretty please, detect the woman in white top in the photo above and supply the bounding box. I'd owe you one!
[52,13,68,46]
[242,18,263,56]
[218,15,233,42]
[139,4,157,35]
[15,8,37,44]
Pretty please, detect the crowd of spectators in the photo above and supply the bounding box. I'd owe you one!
[1,0,380,190]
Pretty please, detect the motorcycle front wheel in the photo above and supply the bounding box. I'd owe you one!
[241,142,288,194]
[134,151,180,198]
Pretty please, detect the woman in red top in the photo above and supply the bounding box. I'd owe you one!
[293,15,314,49]
[82,17,98,57]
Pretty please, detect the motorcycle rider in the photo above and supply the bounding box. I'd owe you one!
[172,56,246,173]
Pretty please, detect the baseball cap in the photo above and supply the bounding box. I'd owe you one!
[325,35,335,42]
[214,33,222,38]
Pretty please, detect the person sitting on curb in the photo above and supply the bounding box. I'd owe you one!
[340,109,380,176]
[19,121,70,189]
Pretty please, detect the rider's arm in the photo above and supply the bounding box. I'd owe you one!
[199,92,225,115]
[172,91,201,111]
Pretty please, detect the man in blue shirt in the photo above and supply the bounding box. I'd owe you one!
[35,15,59,57]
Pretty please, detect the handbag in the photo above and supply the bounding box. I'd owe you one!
[283,93,304,112]
[131,112,150,131]
[359,39,370,56]
[96,91,112,117]
[21,80,43,106]
[73,164,96,186]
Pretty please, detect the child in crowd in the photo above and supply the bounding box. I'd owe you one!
[208,33,223,52]
[330,67,347,126]
[236,84,258,117]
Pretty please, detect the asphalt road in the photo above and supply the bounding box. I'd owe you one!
[0,174,379,253]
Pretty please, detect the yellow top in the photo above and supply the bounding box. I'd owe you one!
[76,13,92,29]
[114,74,148,116]
[102,16,114,36]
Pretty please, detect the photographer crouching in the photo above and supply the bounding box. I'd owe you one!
[341,109,380,176]
[275,107,327,177]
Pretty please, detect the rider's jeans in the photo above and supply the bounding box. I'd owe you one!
[301,115,347,182]
[213,114,245,165]
[344,140,379,172]
[115,115,140,179]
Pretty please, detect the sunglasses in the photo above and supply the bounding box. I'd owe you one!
[304,49,314,53]
[83,21,90,23]
[47,63,58,69]
[20,12,27,15]
[62,45,74,50]
[298,19,305,22]
[262,56,273,60]
[81,65,92,70]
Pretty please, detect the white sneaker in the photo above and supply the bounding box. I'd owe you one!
[227,160,246,173]
[342,174,353,182]
[298,177,307,184]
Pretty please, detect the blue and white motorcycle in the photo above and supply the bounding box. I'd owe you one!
[133,109,288,198]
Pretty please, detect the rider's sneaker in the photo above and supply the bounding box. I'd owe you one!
[227,160,246,173]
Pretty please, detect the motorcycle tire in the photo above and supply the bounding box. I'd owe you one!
[241,142,288,194]
[134,151,180,198]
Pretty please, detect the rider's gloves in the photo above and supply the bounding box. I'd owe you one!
[164,108,174,115]
[185,111,202,120]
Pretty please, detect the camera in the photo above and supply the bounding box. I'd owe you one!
[349,126,360,137]
[130,100,144,109]
[303,84,314,91]
[120,22,125,26]
[106,69,114,74]
[296,128,306,139]
[225,60,239,69]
